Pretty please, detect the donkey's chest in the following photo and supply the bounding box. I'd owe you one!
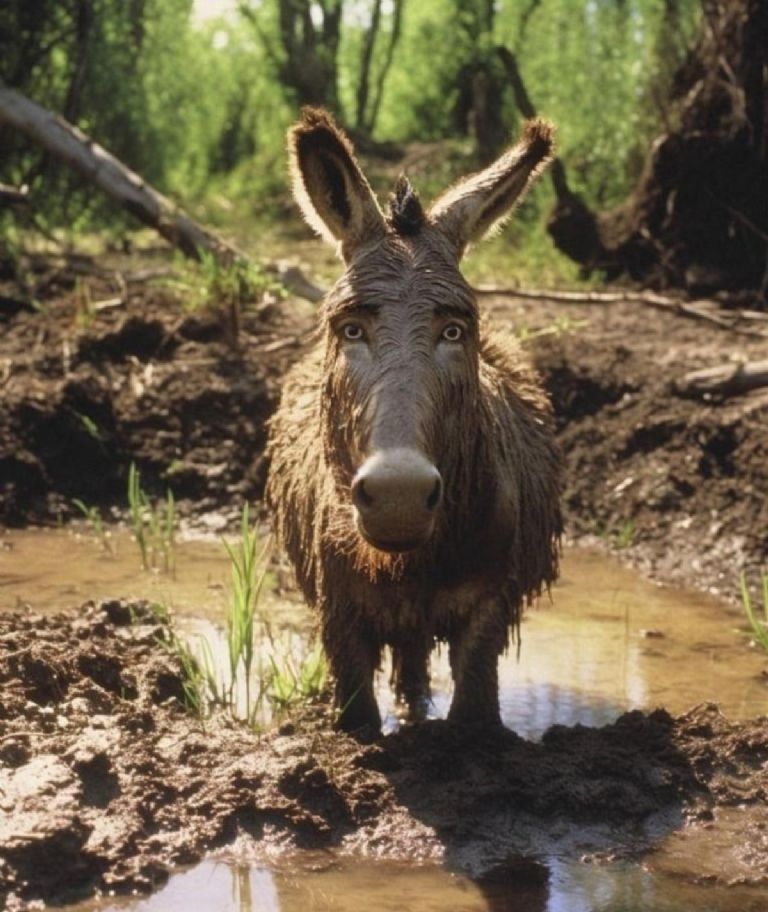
[343,572,505,640]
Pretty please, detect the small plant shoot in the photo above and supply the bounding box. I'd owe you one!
[127,462,177,576]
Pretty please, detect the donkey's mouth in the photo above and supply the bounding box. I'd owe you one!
[357,519,434,554]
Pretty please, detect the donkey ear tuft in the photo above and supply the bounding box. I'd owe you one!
[288,108,386,254]
[429,118,555,256]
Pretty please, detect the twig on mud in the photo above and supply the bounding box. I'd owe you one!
[0,182,29,207]
[124,266,178,284]
[472,285,768,338]
[92,296,124,312]
[674,359,768,399]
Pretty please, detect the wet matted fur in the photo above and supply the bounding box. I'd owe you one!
[267,108,562,731]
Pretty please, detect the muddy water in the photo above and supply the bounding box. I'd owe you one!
[2,527,766,911]
[1,526,762,729]
[0,524,306,627]
[62,852,768,912]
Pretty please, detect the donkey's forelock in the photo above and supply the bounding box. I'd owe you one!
[388,175,425,236]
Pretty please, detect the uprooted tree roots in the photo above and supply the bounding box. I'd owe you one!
[548,0,768,299]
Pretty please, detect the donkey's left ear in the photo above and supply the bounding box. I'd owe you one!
[288,107,386,257]
[429,119,554,256]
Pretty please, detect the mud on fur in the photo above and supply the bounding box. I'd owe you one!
[266,108,562,733]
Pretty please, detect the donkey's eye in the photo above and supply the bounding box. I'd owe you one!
[342,323,365,342]
[441,323,464,343]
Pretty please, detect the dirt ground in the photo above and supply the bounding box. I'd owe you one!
[1,251,765,595]
[1,251,768,906]
[1,602,767,908]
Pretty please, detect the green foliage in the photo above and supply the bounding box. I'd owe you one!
[153,604,219,723]
[266,640,328,714]
[1,0,703,277]
[596,518,636,550]
[157,252,286,345]
[127,462,177,575]
[741,571,768,654]
[222,504,270,721]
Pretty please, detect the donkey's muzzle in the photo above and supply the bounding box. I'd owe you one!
[351,448,442,552]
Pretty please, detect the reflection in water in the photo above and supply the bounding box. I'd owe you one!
[85,856,768,912]
[0,526,307,629]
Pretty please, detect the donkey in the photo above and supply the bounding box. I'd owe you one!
[267,108,562,732]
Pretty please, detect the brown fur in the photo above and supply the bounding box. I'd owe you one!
[267,109,561,731]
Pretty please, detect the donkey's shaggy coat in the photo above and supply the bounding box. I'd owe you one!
[267,108,561,731]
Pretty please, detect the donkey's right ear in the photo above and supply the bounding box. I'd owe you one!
[288,108,386,256]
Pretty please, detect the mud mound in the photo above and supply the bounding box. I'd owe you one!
[523,299,768,596]
[0,273,307,525]
[1,605,767,907]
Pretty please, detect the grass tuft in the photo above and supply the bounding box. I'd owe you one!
[140,503,327,730]
[72,498,114,554]
[127,462,177,575]
[741,570,768,653]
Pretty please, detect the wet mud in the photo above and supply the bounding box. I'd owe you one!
[2,602,767,908]
[2,257,768,907]
[0,264,303,526]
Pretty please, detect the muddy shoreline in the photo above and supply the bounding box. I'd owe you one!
[2,602,767,908]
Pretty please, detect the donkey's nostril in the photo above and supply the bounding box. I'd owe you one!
[352,476,374,511]
[426,477,442,512]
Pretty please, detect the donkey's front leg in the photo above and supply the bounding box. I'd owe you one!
[322,610,382,733]
[447,600,507,725]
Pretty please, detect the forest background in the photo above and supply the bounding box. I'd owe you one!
[0,0,709,286]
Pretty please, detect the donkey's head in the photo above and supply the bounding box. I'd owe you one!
[289,108,553,554]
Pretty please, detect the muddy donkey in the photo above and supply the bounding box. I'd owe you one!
[267,108,562,732]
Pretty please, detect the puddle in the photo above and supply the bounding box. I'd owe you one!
[62,854,768,912]
[0,524,305,627]
[2,527,767,911]
[1,528,762,734]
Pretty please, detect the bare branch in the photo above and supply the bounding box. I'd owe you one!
[675,360,768,399]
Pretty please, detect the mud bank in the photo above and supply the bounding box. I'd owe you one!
[2,260,765,597]
[2,603,767,908]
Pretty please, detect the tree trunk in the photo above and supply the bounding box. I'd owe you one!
[0,87,239,264]
[495,45,603,265]
[365,0,404,135]
[275,0,343,114]
[355,0,383,131]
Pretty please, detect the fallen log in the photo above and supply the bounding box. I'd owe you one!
[473,285,768,337]
[0,87,324,301]
[0,88,240,264]
[675,360,768,399]
[0,89,329,304]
